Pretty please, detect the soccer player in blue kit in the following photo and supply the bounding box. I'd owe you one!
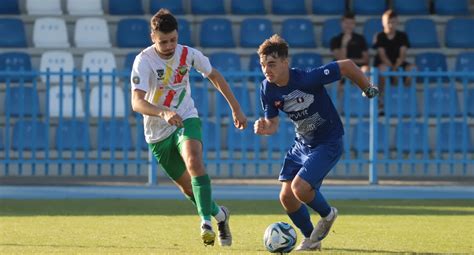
[254,34,379,251]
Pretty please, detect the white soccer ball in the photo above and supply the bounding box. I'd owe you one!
[263,222,297,253]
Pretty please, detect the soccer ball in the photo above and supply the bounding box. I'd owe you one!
[263,222,297,253]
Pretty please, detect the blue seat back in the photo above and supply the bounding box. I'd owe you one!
[109,0,144,15]
[191,86,211,117]
[352,122,387,152]
[202,120,218,151]
[240,18,273,48]
[291,53,323,71]
[434,0,469,15]
[55,120,90,150]
[426,87,461,117]
[393,0,429,14]
[227,124,256,152]
[282,19,316,48]
[191,0,225,14]
[0,128,3,150]
[98,120,133,150]
[415,52,447,72]
[312,0,345,14]
[150,0,185,14]
[322,19,341,48]
[249,53,261,71]
[200,18,235,48]
[445,18,474,48]
[116,19,151,48]
[209,52,241,72]
[0,0,20,14]
[0,52,33,82]
[437,122,472,152]
[405,19,439,48]
[455,52,474,72]
[0,18,27,47]
[395,122,427,152]
[272,0,306,14]
[363,18,382,47]
[384,86,420,117]
[352,0,387,15]
[178,19,193,46]
[124,52,138,73]
[4,86,40,116]
[231,0,265,14]
[12,120,48,150]
[341,84,369,117]
[268,120,295,152]
[467,89,474,116]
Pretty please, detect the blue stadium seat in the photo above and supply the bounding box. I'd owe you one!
[191,86,211,117]
[322,19,342,48]
[209,52,241,72]
[415,52,448,83]
[124,52,138,73]
[312,0,345,15]
[178,19,193,46]
[455,52,474,82]
[136,123,148,151]
[150,0,185,14]
[384,86,420,117]
[200,18,235,48]
[4,86,40,117]
[109,0,144,14]
[191,0,225,14]
[437,122,473,152]
[0,0,20,14]
[232,86,254,117]
[341,84,369,117]
[395,122,427,153]
[352,122,387,153]
[116,19,151,48]
[405,19,439,48]
[363,18,382,47]
[12,120,48,150]
[231,0,266,14]
[227,125,255,151]
[282,18,316,48]
[467,89,474,116]
[445,18,474,48]
[291,53,323,71]
[0,52,33,82]
[434,0,469,15]
[0,128,3,150]
[240,18,274,48]
[272,0,306,14]
[268,120,295,152]
[352,0,387,15]
[0,18,27,47]
[202,120,218,151]
[248,53,261,71]
[393,0,429,14]
[98,120,133,151]
[426,87,461,117]
[55,120,90,150]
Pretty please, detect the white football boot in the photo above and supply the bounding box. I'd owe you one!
[310,207,338,242]
[294,238,322,251]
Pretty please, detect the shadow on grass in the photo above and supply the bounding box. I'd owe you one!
[0,199,473,216]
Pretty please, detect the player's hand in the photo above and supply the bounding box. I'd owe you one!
[362,86,380,99]
[254,118,268,135]
[232,109,247,130]
[161,110,183,127]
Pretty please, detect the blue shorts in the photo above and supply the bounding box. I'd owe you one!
[279,138,343,190]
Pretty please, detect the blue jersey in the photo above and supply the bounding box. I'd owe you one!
[260,62,344,146]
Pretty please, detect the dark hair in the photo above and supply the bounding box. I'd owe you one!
[150,8,178,33]
[257,34,289,59]
[382,9,398,19]
[342,11,355,20]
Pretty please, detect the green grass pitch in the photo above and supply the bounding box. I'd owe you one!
[1,199,473,254]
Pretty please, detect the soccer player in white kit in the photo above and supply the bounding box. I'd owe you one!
[130,9,247,246]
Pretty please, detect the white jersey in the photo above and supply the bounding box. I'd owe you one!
[131,44,212,143]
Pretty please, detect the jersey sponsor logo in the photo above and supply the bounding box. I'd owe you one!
[296,97,304,103]
[132,76,140,84]
[156,69,164,80]
[293,112,326,135]
[288,109,309,121]
[324,69,330,75]
[282,90,314,112]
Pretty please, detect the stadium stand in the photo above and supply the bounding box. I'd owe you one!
[0,128,3,150]
[362,18,383,47]
[209,52,241,72]
[321,19,341,48]
[39,51,75,84]
[89,85,126,117]
[55,120,90,150]
[351,122,387,153]
[26,0,62,15]
[272,0,306,15]
[74,18,111,48]
[312,0,346,15]
[445,18,474,48]
[240,18,274,48]
[291,52,323,70]
[0,18,27,47]
[393,0,430,15]
[0,52,33,82]
[384,86,420,117]
[12,120,48,150]
[0,0,20,14]
[437,122,473,152]
[150,0,185,15]
[395,122,427,152]
[4,86,41,117]
[108,0,144,15]
[191,0,225,14]
[352,0,387,15]
[116,19,150,48]
[97,119,133,150]
[200,18,235,48]
[231,0,266,14]
[281,18,317,48]
[434,0,470,15]
[467,89,474,116]
[177,19,193,46]
[81,51,117,84]
[405,19,439,48]
[48,85,85,117]
[33,17,70,48]
[67,0,104,15]
[425,87,462,117]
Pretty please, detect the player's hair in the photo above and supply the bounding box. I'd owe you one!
[151,8,178,33]
[382,9,398,20]
[342,11,355,20]
[257,34,289,59]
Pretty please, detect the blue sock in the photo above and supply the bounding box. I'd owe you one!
[306,191,331,217]
[287,204,314,238]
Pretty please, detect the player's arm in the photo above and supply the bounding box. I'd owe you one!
[337,59,379,98]
[207,68,248,129]
[131,89,183,127]
[254,116,279,135]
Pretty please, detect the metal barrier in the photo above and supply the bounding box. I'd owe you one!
[0,69,473,184]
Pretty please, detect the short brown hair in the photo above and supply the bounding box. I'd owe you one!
[382,9,398,20]
[257,34,289,59]
[151,8,178,33]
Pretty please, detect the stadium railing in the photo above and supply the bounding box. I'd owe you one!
[0,69,472,184]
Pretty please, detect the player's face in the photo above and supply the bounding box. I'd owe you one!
[382,17,398,33]
[151,30,178,59]
[260,54,289,85]
[341,18,355,34]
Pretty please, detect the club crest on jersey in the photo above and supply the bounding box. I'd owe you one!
[132,76,140,84]
[156,69,164,80]
[178,65,188,75]
[296,97,305,103]
[274,100,283,108]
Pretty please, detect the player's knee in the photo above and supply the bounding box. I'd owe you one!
[279,190,294,205]
[185,156,204,171]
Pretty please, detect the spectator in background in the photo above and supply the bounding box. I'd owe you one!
[330,12,370,74]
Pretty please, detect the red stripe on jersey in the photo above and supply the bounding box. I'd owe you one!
[163,90,177,107]
[174,47,188,84]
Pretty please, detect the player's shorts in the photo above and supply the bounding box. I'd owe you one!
[279,138,343,190]
[148,117,202,181]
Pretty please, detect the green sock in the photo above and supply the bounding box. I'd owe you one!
[185,194,220,217]
[191,174,213,221]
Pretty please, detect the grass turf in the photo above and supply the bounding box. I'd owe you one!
[1,199,473,254]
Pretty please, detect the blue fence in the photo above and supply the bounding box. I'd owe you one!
[0,69,473,184]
